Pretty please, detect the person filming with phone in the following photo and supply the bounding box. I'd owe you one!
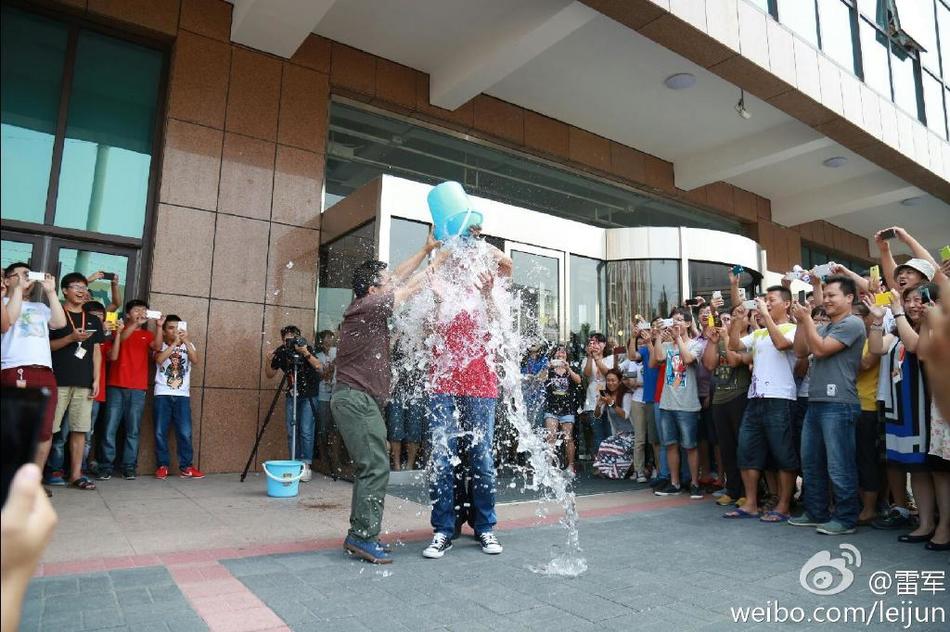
[265,325,322,482]
[1,263,67,484]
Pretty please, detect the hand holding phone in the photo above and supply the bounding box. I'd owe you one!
[878,228,896,240]
[145,310,162,320]
[26,271,45,282]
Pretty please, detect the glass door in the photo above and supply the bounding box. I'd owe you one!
[504,242,566,345]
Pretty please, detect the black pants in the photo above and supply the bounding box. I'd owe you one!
[712,395,747,498]
[856,410,882,492]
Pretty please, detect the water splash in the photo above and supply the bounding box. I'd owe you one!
[392,236,585,576]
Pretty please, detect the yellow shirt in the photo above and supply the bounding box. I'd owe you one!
[856,340,879,412]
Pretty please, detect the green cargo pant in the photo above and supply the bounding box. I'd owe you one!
[330,387,389,540]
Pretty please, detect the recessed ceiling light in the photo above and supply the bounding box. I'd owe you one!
[664,73,696,90]
[822,156,848,168]
[900,196,926,206]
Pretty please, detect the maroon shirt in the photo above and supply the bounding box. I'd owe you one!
[334,290,394,403]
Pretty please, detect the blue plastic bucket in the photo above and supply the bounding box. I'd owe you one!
[427,181,483,240]
[262,460,304,498]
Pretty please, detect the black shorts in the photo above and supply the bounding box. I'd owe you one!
[855,410,882,492]
[737,398,799,471]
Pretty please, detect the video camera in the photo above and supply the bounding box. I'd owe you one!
[284,335,308,350]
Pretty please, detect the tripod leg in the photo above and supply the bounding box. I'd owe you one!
[240,373,287,482]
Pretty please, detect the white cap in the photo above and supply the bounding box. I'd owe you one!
[895,258,936,281]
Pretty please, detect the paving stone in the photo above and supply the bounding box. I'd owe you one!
[108,567,173,589]
[81,608,125,630]
[114,587,152,607]
[43,577,80,596]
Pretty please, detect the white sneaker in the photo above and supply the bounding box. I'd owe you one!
[478,532,503,555]
[301,463,312,482]
[635,472,648,483]
[422,533,453,559]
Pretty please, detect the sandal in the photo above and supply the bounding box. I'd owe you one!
[70,476,97,490]
[760,510,790,523]
[723,508,759,519]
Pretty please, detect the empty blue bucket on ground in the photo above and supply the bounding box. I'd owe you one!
[427,181,483,241]
[262,460,304,498]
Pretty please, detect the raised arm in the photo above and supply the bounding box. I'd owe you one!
[888,289,919,352]
[41,276,67,330]
[874,230,898,290]
[894,227,945,283]
[392,229,439,283]
[832,263,870,293]
[755,298,793,351]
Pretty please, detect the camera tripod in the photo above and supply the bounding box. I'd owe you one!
[240,352,321,482]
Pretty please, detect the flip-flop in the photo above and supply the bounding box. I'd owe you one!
[69,476,97,490]
[760,511,790,523]
[723,508,759,519]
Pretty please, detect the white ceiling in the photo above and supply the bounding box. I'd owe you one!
[289,0,950,249]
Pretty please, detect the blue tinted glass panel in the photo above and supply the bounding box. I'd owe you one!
[53,31,161,238]
[890,42,919,116]
[1,8,68,224]
[860,19,892,96]
[778,0,819,46]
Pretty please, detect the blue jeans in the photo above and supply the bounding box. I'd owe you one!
[154,395,194,469]
[659,409,700,449]
[801,402,861,528]
[285,393,318,463]
[589,412,610,455]
[387,395,426,443]
[428,395,497,537]
[654,402,670,478]
[101,387,147,472]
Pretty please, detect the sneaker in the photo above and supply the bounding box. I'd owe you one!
[123,469,136,480]
[44,471,66,487]
[788,513,823,527]
[478,532,503,555]
[689,484,704,499]
[871,507,915,530]
[649,477,670,489]
[95,470,112,481]
[301,463,312,482]
[816,520,856,536]
[712,488,727,498]
[654,481,682,496]
[179,466,205,479]
[155,466,168,480]
[422,533,453,559]
[344,534,393,564]
[635,471,648,483]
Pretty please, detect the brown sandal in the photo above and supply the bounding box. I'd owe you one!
[70,476,96,490]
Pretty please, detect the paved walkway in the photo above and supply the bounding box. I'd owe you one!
[23,474,949,631]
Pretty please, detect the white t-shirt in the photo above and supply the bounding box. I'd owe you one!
[154,342,192,397]
[1,300,52,370]
[740,322,798,400]
[619,358,644,404]
[583,354,615,412]
[315,347,337,401]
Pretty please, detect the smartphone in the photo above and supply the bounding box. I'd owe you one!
[738,288,747,301]
[27,271,45,282]
[105,312,118,324]
[177,321,188,331]
[921,287,934,304]
[879,228,896,240]
[1,387,49,507]
[712,290,722,301]
[940,245,950,262]
[743,300,758,310]
[869,265,880,280]
[706,314,715,328]
[731,265,744,275]
[798,290,807,304]
[874,292,892,306]
[661,318,675,328]
[145,310,162,320]
[101,272,116,281]
[684,298,700,307]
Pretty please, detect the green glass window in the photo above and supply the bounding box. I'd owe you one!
[0,8,68,223]
[569,255,606,347]
[56,247,128,308]
[1,239,35,271]
[53,32,161,238]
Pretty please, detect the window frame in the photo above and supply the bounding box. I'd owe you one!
[1,2,170,302]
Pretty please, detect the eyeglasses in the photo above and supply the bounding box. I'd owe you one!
[66,285,88,291]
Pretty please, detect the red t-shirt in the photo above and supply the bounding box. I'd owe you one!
[430,310,498,398]
[107,329,155,391]
[95,339,112,402]
[654,361,665,402]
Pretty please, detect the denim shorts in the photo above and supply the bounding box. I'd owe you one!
[659,409,700,449]
[737,398,799,471]
[544,413,575,425]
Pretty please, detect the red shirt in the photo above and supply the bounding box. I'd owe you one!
[107,329,155,391]
[95,339,112,402]
[654,361,665,402]
[430,310,498,398]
